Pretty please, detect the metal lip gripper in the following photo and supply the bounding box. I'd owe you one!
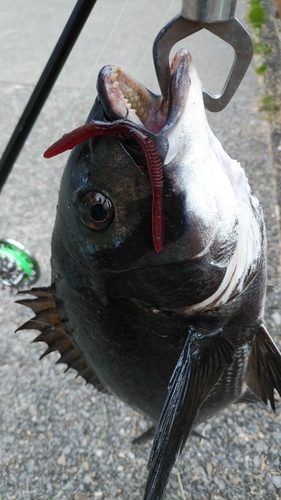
[153,0,254,112]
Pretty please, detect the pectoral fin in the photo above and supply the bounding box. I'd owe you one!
[246,324,281,411]
[143,327,235,500]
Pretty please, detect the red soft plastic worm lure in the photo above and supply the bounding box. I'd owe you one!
[44,120,164,252]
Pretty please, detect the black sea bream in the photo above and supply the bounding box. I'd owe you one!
[18,49,281,500]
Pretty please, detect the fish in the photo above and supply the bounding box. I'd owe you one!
[17,48,281,500]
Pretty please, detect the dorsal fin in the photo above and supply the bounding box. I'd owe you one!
[16,287,107,392]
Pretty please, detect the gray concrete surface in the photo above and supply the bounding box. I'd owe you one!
[262,0,281,243]
[1,1,281,499]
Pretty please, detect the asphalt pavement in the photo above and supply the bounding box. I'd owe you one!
[1,1,281,499]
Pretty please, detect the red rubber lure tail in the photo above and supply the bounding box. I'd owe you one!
[44,120,164,252]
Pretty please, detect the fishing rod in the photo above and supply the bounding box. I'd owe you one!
[0,0,98,287]
[0,0,98,193]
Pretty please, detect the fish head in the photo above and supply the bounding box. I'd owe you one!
[50,49,259,309]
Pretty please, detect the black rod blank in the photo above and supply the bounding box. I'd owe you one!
[0,0,98,192]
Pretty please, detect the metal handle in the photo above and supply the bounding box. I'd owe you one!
[153,15,253,112]
[181,0,237,23]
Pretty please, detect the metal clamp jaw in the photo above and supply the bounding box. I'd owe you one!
[153,0,253,112]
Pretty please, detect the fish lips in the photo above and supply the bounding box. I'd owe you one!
[96,48,192,139]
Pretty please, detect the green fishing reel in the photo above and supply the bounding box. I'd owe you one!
[0,239,39,288]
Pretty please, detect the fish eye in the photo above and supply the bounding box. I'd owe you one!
[79,191,114,230]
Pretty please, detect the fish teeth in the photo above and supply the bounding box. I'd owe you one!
[110,68,119,81]
[107,68,150,120]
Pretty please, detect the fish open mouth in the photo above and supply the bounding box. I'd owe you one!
[43,50,192,253]
[97,49,191,135]
[97,66,167,134]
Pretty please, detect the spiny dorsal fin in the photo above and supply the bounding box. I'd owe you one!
[16,287,107,392]
[246,324,281,411]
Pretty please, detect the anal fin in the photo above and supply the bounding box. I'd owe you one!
[246,324,281,411]
[143,326,236,500]
[16,287,107,392]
